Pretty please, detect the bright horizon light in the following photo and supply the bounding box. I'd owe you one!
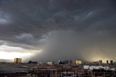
[89,53,112,63]
[0,45,42,62]
[90,57,109,63]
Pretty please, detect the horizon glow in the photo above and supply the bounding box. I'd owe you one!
[0,45,42,62]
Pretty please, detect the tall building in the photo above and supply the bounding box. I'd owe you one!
[14,58,22,64]
[106,60,109,64]
[110,60,113,65]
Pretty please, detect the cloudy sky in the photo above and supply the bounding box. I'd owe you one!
[0,0,116,62]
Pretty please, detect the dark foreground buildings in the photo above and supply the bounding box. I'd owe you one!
[0,60,116,77]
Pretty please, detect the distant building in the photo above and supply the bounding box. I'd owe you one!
[106,60,109,64]
[75,60,82,65]
[99,60,103,64]
[110,60,113,65]
[14,58,22,64]
[106,60,114,65]
[58,60,71,64]
[28,60,38,64]
[47,61,54,65]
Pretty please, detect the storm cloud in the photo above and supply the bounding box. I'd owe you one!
[0,0,116,62]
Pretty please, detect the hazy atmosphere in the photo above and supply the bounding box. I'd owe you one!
[0,0,116,62]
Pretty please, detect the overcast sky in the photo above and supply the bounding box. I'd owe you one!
[0,0,116,62]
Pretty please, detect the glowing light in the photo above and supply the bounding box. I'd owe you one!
[86,48,112,63]
[90,56,109,63]
[0,45,42,61]
[0,51,32,60]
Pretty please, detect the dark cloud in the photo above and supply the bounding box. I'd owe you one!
[0,0,116,61]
